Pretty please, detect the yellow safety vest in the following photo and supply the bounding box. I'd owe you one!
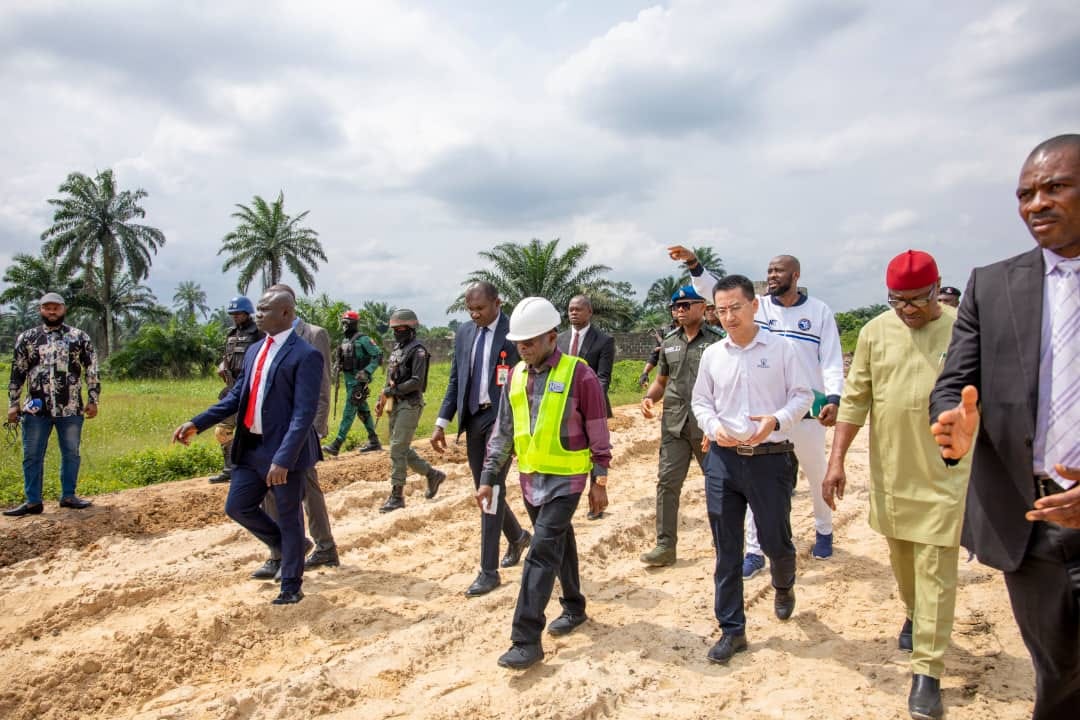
[508,354,593,476]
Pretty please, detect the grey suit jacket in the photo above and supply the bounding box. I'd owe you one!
[929,246,1044,572]
[294,318,332,439]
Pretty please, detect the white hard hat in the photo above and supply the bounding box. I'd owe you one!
[506,297,561,341]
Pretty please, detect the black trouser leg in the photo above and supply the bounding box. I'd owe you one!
[510,493,583,644]
[466,410,523,574]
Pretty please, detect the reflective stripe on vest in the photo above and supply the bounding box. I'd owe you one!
[508,354,593,476]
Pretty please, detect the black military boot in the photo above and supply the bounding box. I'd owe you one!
[322,438,343,457]
[380,486,405,513]
[358,436,382,453]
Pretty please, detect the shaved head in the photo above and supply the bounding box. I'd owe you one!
[1026,134,1080,164]
[770,254,801,273]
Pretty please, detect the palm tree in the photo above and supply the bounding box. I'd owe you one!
[219,192,326,295]
[691,246,726,280]
[74,268,163,350]
[40,169,165,357]
[358,300,396,344]
[449,238,622,319]
[645,275,683,311]
[172,281,210,322]
[1,252,89,310]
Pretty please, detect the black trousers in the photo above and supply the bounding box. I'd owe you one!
[705,446,797,635]
[510,492,584,645]
[1003,522,1080,720]
[464,408,524,576]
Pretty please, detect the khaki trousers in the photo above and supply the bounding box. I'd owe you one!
[886,537,959,678]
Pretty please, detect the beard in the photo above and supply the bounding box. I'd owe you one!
[41,311,66,328]
[769,280,792,296]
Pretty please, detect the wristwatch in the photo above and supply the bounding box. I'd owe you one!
[593,475,608,487]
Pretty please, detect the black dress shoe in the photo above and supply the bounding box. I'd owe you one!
[305,547,340,568]
[3,502,43,517]
[497,643,544,669]
[59,496,92,509]
[425,468,446,499]
[500,531,531,568]
[273,538,316,580]
[271,590,304,605]
[465,572,501,597]
[207,472,231,484]
[251,559,281,580]
[547,612,587,637]
[908,674,943,720]
[707,633,748,664]
[586,510,604,520]
[898,617,913,652]
[774,586,796,620]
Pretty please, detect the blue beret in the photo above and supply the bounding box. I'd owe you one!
[670,285,706,303]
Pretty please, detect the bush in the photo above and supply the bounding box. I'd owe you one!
[107,319,224,379]
[108,443,221,487]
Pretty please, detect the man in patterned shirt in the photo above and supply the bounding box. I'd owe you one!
[5,293,100,516]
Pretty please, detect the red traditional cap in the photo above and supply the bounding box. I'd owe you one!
[886,250,939,291]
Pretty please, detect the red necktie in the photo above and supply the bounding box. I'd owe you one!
[243,336,274,430]
[570,331,580,356]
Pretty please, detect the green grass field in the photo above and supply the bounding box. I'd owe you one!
[1,359,648,505]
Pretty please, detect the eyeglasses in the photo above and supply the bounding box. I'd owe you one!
[671,301,703,311]
[887,286,936,309]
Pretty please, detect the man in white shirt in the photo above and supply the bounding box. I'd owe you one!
[691,274,814,665]
[672,247,845,570]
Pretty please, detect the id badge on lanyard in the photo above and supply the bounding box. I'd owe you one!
[495,351,510,386]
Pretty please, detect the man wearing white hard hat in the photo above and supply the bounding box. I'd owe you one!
[5,292,99,516]
[478,297,612,670]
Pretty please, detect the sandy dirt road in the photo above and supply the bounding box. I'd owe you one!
[0,406,1035,719]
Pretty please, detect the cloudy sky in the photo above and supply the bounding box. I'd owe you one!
[1,0,1077,324]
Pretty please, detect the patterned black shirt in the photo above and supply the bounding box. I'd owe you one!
[8,324,101,417]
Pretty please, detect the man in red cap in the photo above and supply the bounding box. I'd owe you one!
[823,249,969,720]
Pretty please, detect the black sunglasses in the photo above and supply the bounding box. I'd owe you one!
[671,301,704,311]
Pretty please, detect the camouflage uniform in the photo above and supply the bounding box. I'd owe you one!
[213,318,263,480]
[331,332,382,447]
[384,336,436,486]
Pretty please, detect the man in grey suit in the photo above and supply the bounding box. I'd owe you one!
[432,282,531,596]
[252,283,341,578]
[557,295,615,419]
[931,134,1080,720]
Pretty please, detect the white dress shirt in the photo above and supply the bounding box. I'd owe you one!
[691,327,814,443]
[248,327,293,435]
[435,314,501,429]
[568,325,590,355]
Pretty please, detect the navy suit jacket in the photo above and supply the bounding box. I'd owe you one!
[437,312,519,431]
[930,246,1045,572]
[193,331,324,472]
[558,326,615,417]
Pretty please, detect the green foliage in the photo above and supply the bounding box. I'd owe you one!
[108,443,221,487]
[835,304,889,353]
[220,191,326,295]
[172,281,210,322]
[295,293,350,348]
[106,319,224,378]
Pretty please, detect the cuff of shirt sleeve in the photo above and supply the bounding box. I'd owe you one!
[825,394,841,407]
[688,263,703,277]
[478,471,495,487]
[435,417,450,429]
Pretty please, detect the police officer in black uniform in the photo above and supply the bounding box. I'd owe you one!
[208,296,264,484]
[375,308,446,512]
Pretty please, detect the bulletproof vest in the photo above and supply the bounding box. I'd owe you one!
[388,338,428,393]
[339,336,357,372]
[225,321,261,378]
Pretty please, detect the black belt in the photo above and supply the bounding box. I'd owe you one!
[1035,475,1067,498]
[476,402,492,412]
[731,441,794,457]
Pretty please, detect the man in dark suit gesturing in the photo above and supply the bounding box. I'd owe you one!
[432,282,531,597]
[558,295,615,418]
[931,134,1080,720]
[174,288,323,605]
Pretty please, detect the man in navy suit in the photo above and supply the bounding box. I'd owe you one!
[173,288,323,605]
[432,282,531,597]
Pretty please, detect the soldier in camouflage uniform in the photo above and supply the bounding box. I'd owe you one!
[374,308,446,513]
[5,293,100,516]
[323,310,383,456]
[207,297,264,484]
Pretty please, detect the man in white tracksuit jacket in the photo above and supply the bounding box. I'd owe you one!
[672,248,845,574]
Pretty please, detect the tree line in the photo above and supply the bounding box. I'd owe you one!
[1,168,887,378]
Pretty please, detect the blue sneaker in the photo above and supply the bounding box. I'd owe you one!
[812,532,833,559]
[742,553,765,579]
